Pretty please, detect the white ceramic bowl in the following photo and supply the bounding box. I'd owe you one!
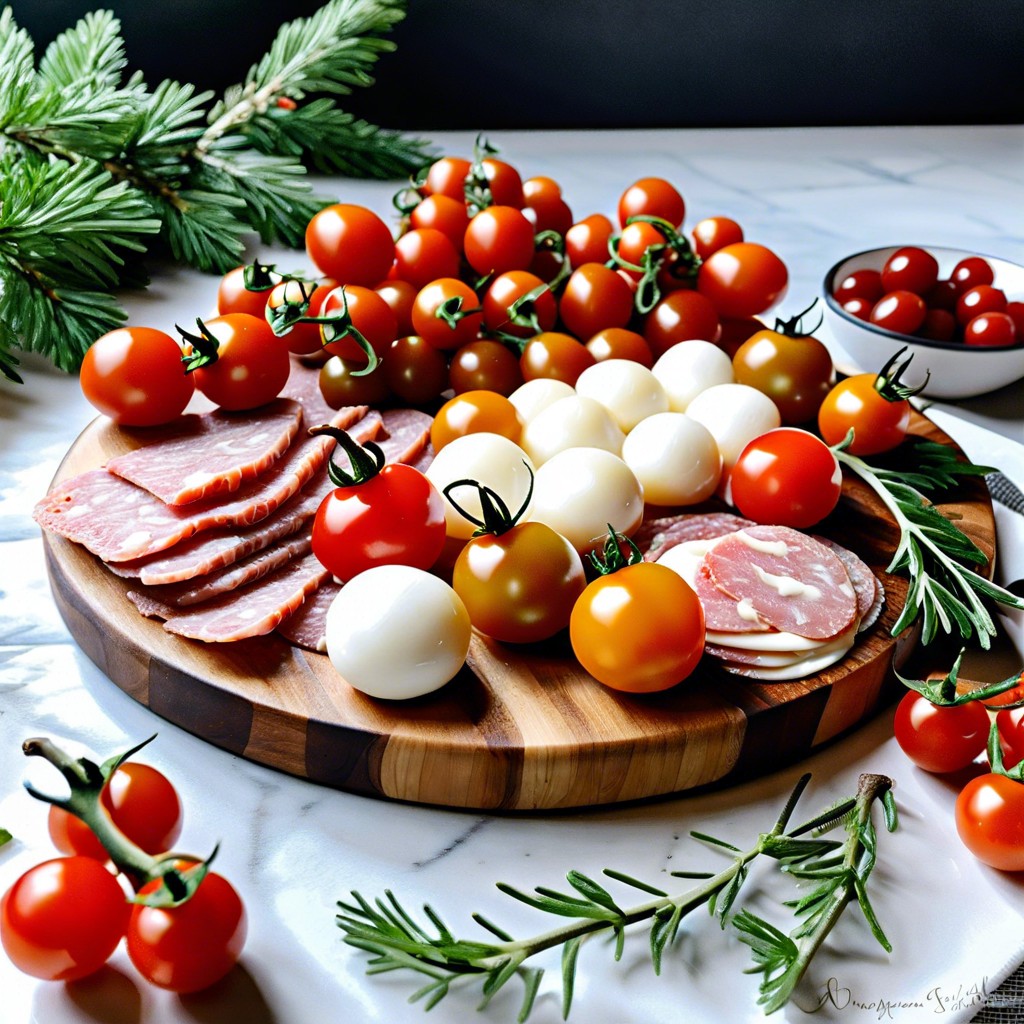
[822,245,1024,399]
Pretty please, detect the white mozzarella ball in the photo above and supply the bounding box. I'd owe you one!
[530,447,643,553]
[574,359,669,432]
[520,395,625,466]
[621,412,722,506]
[426,432,535,539]
[326,565,471,700]
[684,383,781,468]
[508,378,575,423]
[652,340,735,412]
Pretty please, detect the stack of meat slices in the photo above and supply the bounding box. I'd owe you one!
[33,362,434,648]
[643,513,884,681]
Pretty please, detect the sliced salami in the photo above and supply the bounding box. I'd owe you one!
[705,526,858,640]
[106,400,302,505]
[638,512,755,560]
[815,536,885,633]
[277,579,341,652]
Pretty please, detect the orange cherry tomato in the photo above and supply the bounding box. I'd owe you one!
[431,390,523,451]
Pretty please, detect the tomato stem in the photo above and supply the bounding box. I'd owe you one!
[442,464,534,536]
[311,425,387,487]
[177,317,222,372]
[587,525,643,576]
[304,286,379,376]
[874,346,930,402]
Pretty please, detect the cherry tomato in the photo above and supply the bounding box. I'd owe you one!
[586,327,654,367]
[320,285,397,363]
[448,339,523,395]
[565,214,615,269]
[559,263,634,339]
[956,284,1008,326]
[730,428,842,528]
[926,279,959,312]
[431,390,523,451]
[955,774,1024,871]
[618,178,685,229]
[49,762,183,860]
[185,314,290,411]
[997,707,1024,762]
[950,255,995,295]
[643,290,721,356]
[616,220,669,272]
[691,216,744,260]
[305,203,395,286]
[479,157,524,208]
[266,278,338,355]
[892,691,989,772]
[880,246,939,296]
[410,193,470,249]
[731,324,833,424]
[522,176,562,203]
[817,373,911,456]
[918,308,957,342]
[463,206,535,276]
[423,156,471,200]
[374,279,418,337]
[840,297,873,322]
[412,278,483,350]
[870,290,927,334]
[697,242,788,318]
[525,193,573,235]
[717,316,766,357]
[383,335,449,405]
[81,327,194,426]
[1004,300,1024,338]
[217,265,279,318]
[520,332,596,386]
[453,522,586,643]
[483,270,557,338]
[832,268,883,305]
[393,228,461,289]
[1,856,128,981]
[964,311,1017,347]
[319,355,392,408]
[570,562,704,692]
[127,868,246,993]
[313,440,446,581]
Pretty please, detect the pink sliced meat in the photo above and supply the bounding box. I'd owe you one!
[35,405,370,562]
[638,512,755,561]
[815,535,885,632]
[694,562,772,633]
[149,553,330,643]
[705,525,858,640]
[281,358,337,428]
[376,408,433,465]
[105,400,302,505]
[277,579,341,651]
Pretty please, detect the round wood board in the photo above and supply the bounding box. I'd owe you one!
[42,412,995,812]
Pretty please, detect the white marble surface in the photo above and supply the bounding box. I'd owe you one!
[2,127,1024,1024]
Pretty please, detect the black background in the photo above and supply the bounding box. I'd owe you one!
[11,1,1023,128]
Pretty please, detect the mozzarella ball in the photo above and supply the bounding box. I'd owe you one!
[574,359,669,432]
[326,565,471,700]
[508,377,575,423]
[621,412,721,506]
[426,432,535,539]
[684,383,781,468]
[520,395,625,465]
[530,447,643,553]
[652,339,735,412]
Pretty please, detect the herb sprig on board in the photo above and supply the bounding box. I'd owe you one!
[336,773,895,1021]
[0,1,432,382]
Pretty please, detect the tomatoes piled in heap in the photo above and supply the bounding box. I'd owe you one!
[833,247,1024,347]
[1,741,246,992]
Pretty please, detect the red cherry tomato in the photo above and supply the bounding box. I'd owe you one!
[522,176,562,203]
[730,428,842,528]
[383,335,449,405]
[479,157,525,207]
[963,311,1017,347]
[926,279,959,312]
[431,390,523,451]
[463,206,535,275]
[305,204,395,286]
[880,246,939,296]
[525,193,573,235]
[412,278,483,350]
[892,691,989,772]
[616,220,670,273]
[448,339,524,395]
[266,278,338,355]
[618,178,685,229]
[869,290,927,334]
[374,279,418,337]
[217,265,279,318]
[691,216,744,260]
[127,868,246,993]
[956,284,1008,326]
[832,268,883,305]
[409,194,470,249]
[841,296,874,322]
[817,373,911,456]
[483,270,557,338]
[643,290,721,356]
[1,856,128,981]
[918,308,957,342]
[558,263,634,339]
[48,762,183,860]
[81,327,194,426]
[519,332,596,386]
[955,774,1024,872]
[565,214,615,269]
[950,255,995,295]
[393,228,461,289]
[997,707,1024,768]
[318,355,392,408]
[570,562,704,693]
[1004,300,1024,338]
[319,285,398,364]
[585,327,654,367]
[423,156,471,200]
[697,242,788,318]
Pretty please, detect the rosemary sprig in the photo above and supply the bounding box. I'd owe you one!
[834,437,1024,649]
[337,774,891,1020]
[734,774,897,1014]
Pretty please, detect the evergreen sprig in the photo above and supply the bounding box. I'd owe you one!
[0,1,433,383]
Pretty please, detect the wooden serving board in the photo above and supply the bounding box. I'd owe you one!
[42,412,995,812]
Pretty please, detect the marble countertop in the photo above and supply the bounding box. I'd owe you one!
[2,126,1023,1024]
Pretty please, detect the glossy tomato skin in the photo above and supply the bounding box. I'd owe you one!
[319,285,398,364]
[453,523,586,643]
[955,774,1024,872]
[950,255,995,295]
[217,265,278,318]
[312,464,446,582]
[393,228,461,289]
[81,328,194,426]
[306,204,395,286]
[697,242,788,318]
[127,870,246,993]
[618,177,685,229]
[410,193,470,249]
[956,284,1007,326]
[1,856,128,981]
[642,290,721,357]
[423,156,471,200]
[463,206,535,276]
[892,692,989,772]
[49,762,183,860]
[730,428,842,528]
[266,279,338,356]
[319,356,392,408]
[374,279,418,337]
[383,335,449,404]
[870,290,927,334]
[448,339,524,395]
[412,278,483,350]
[832,269,883,305]
[691,216,743,260]
[570,563,705,693]
[559,263,634,339]
[731,328,833,424]
[565,214,615,269]
[520,332,596,386]
[585,327,654,367]
[483,270,557,338]
[817,373,911,456]
[963,311,1017,347]
[430,390,523,451]
[880,246,939,296]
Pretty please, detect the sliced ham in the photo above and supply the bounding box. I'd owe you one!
[105,400,302,505]
[815,535,885,633]
[638,511,755,560]
[276,579,340,651]
[376,408,433,466]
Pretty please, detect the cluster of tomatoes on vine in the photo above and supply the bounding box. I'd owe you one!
[893,657,1024,872]
[1,737,245,993]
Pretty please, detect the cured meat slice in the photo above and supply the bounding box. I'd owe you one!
[144,553,330,642]
[34,405,370,562]
[281,358,337,427]
[637,512,755,560]
[815,536,885,632]
[705,526,858,640]
[376,408,433,466]
[106,400,302,505]
[276,579,340,652]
